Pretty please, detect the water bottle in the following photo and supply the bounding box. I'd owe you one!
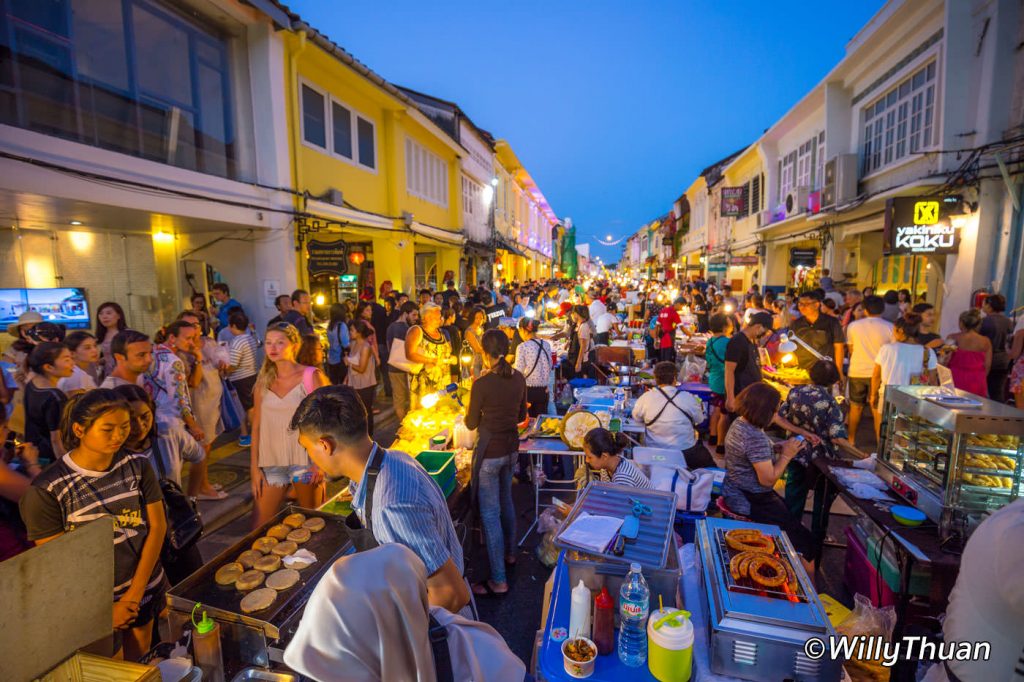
[290,467,315,485]
[618,562,650,667]
[614,387,627,418]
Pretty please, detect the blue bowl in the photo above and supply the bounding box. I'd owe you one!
[891,505,926,527]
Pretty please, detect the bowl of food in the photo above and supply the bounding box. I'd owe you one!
[561,637,597,678]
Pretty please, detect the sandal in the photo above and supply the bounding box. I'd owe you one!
[471,581,509,597]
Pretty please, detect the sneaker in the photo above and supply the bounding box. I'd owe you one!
[238,435,252,447]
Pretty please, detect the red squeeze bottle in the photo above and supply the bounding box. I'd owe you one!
[593,586,616,655]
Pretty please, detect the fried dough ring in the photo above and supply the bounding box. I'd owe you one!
[724,529,775,554]
[729,552,749,580]
[737,552,760,580]
[747,555,787,588]
[728,551,763,581]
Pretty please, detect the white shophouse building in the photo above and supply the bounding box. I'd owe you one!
[0,0,297,338]
[753,0,1024,335]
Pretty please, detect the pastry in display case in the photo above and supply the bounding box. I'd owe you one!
[878,386,1024,545]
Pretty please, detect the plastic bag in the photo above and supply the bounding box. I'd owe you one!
[678,354,707,383]
[837,593,897,681]
[837,593,896,639]
[537,506,566,534]
[452,415,478,449]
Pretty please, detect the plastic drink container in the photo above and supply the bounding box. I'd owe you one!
[617,562,649,667]
[647,608,693,682]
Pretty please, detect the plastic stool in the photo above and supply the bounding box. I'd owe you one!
[715,496,751,521]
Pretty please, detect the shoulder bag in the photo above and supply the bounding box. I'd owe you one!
[151,437,203,554]
[523,339,550,380]
[388,334,424,374]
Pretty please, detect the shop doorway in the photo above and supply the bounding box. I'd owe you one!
[872,254,944,316]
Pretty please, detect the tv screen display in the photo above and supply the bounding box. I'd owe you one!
[0,288,91,330]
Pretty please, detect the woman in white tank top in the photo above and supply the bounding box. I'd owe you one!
[250,322,330,528]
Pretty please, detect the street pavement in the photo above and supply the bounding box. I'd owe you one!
[181,400,876,667]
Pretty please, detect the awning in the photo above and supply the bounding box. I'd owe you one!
[410,221,465,247]
[496,236,527,257]
[464,239,495,258]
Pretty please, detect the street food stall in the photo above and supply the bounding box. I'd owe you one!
[166,506,349,677]
[536,485,841,681]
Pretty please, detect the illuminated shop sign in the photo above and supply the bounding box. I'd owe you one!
[884,196,964,255]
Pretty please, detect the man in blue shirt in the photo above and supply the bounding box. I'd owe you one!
[290,385,469,614]
[210,283,242,340]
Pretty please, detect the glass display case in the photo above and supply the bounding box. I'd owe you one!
[878,386,1024,545]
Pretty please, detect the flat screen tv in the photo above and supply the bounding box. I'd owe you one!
[0,287,91,330]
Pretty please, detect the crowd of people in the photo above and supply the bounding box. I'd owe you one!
[1,268,1021,675]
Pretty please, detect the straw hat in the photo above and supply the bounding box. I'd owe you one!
[7,310,43,337]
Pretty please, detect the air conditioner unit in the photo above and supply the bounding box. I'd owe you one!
[324,188,344,206]
[821,154,858,209]
[784,186,810,218]
[759,209,773,227]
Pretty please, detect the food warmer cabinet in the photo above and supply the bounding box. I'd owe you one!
[695,517,842,682]
[878,385,1024,544]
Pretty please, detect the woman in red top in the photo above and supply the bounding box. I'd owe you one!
[947,309,991,397]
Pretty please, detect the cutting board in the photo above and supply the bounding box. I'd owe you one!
[0,518,115,681]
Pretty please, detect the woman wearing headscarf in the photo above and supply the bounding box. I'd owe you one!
[284,543,527,682]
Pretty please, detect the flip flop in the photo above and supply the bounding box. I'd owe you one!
[471,581,509,597]
[197,490,228,501]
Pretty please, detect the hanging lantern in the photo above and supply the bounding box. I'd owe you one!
[349,251,365,266]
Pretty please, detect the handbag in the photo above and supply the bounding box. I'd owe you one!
[909,346,932,385]
[652,466,714,512]
[388,336,423,374]
[151,437,203,553]
[220,379,244,432]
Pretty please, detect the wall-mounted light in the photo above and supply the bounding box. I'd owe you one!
[490,177,499,187]
[314,293,326,306]
[152,231,174,244]
[349,251,366,265]
[69,220,83,226]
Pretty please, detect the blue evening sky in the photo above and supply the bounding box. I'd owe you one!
[286,0,885,264]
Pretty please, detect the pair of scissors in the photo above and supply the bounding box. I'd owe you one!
[629,498,652,518]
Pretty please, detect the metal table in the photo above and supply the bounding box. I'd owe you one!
[810,458,961,682]
[518,436,584,545]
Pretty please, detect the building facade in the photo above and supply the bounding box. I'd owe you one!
[493,140,555,284]
[0,0,298,335]
[642,0,1023,335]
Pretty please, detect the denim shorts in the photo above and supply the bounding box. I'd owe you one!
[262,465,308,487]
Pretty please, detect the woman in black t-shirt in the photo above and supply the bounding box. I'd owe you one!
[19,389,166,661]
[465,330,527,597]
[23,343,75,465]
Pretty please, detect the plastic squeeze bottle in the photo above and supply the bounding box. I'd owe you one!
[592,586,616,655]
[192,603,225,682]
[568,580,592,640]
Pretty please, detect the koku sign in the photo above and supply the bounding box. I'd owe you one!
[884,196,964,255]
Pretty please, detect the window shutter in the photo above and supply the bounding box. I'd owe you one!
[751,175,761,214]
